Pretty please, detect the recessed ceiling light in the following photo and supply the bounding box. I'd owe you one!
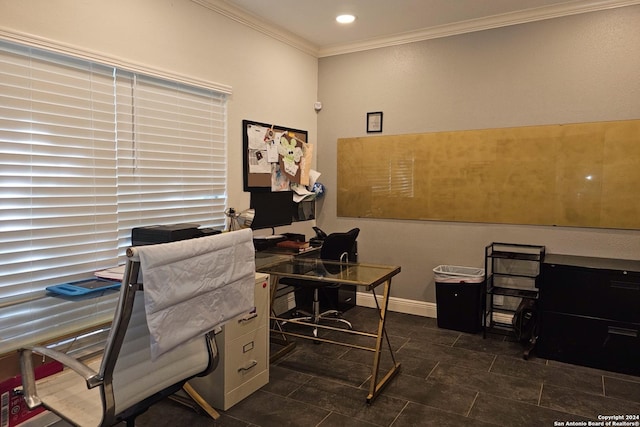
[336,14,356,24]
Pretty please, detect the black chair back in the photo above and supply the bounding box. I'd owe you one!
[320,228,360,263]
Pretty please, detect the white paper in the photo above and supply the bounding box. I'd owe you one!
[266,137,280,163]
[247,124,268,150]
[248,149,271,173]
[271,163,290,191]
[94,265,126,281]
[308,169,321,187]
[283,159,299,176]
[291,183,315,202]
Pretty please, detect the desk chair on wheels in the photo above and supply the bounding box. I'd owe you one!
[280,227,360,337]
[18,247,223,427]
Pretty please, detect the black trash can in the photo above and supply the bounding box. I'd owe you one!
[434,265,485,333]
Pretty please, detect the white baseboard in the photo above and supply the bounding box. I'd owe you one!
[356,292,437,318]
[355,292,513,325]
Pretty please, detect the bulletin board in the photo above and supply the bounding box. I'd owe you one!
[337,119,640,230]
[243,119,311,192]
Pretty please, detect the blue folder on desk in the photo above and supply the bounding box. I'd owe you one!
[46,278,121,296]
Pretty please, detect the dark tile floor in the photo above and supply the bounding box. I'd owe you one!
[137,306,640,427]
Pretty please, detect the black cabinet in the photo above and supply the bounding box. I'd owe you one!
[538,254,640,375]
[436,280,484,334]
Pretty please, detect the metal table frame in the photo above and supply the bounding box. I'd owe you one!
[257,258,401,404]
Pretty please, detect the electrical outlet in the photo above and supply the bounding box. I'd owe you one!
[493,295,504,306]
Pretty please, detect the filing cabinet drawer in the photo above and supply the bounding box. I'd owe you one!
[538,311,640,376]
[188,325,268,410]
[541,263,640,323]
[223,326,268,391]
[224,273,269,341]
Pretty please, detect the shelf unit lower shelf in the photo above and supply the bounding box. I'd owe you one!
[487,285,538,300]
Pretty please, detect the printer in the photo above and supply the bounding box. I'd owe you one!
[131,223,220,246]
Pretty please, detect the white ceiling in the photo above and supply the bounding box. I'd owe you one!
[197,0,639,56]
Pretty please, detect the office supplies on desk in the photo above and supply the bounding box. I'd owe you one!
[131,223,220,246]
[94,265,126,281]
[282,232,305,242]
[255,234,285,240]
[310,226,327,247]
[46,278,121,296]
[224,207,255,231]
[276,240,310,250]
[253,234,287,251]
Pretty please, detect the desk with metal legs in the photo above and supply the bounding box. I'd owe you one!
[256,257,401,404]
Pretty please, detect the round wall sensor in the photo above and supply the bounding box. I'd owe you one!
[314,101,322,111]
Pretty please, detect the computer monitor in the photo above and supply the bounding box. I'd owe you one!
[249,191,294,230]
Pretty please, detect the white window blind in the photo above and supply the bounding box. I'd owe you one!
[0,39,228,352]
[0,41,118,300]
[115,72,228,253]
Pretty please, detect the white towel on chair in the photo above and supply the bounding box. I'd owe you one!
[135,229,255,360]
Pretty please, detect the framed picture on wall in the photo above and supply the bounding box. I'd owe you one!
[367,111,383,133]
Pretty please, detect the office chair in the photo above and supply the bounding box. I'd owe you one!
[19,250,220,427]
[281,227,360,337]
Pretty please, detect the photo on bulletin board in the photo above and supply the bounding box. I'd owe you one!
[242,119,309,192]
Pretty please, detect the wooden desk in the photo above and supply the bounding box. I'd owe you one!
[256,257,401,404]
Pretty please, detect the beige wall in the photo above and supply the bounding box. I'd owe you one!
[317,6,640,305]
[0,0,319,228]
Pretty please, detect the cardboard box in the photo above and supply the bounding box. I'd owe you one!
[1,361,63,427]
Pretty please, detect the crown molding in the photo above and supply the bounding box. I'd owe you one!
[194,0,640,58]
[192,0,319,57]
[319,0,640,57]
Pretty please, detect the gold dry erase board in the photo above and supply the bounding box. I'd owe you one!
[337,119,640,230]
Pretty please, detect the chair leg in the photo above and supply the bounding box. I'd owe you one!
[280,313,313,326]
[317,308,353,330]
[311,288,321,337]
[287,288,353,337]
[312,289,352,334]
[318,311,353,329]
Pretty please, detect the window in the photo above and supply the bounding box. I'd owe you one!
[115,72,228,253]
[0,39,228,303]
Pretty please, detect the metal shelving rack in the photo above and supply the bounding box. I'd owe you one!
[484,242,545,359]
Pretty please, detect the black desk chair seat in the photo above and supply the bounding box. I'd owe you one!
[280,228,359,337]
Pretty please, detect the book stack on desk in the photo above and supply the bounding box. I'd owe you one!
[276,240,311,252]
[253,234,287,251]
